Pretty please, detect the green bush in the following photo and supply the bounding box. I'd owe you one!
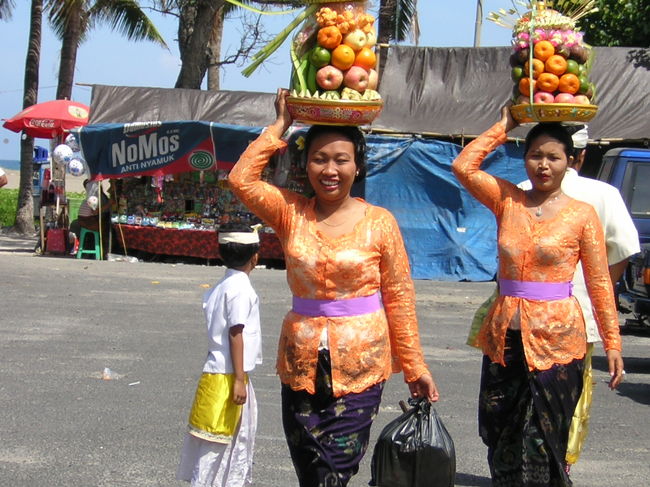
[0,189,18,227]
[0,189,84,227]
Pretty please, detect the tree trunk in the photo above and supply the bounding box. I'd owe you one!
[15,0,43,235]
[207,7,225,91]
[376,0,396,86]
[55,6,81,101]
[175,0,225,89]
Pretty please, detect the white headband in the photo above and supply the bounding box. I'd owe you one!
[571,126,589,149]
[218,232,260,245]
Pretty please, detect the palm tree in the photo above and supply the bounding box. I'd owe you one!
[14,0,44,235]
[377,0,419,77]
[47,0,167,101]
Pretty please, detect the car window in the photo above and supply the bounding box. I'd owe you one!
[629,163,650,218]
[598,157,614,182]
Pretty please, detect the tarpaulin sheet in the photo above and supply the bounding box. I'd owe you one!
[77,121,261,180]
[375,46,650,141]
[365,134,527,281]
[88,85,276,126]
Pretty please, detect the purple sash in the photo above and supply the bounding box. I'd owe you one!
[292,293,382,317]
[499,279,573,301]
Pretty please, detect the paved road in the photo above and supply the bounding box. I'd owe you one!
[1,244,649,486]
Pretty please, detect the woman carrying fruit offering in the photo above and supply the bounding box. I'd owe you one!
[229,89,438,487]
[452,106,624,486]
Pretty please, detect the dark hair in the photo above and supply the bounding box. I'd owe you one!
[524,123,574,160]
[218,222,259,268]
[303,125,367,183]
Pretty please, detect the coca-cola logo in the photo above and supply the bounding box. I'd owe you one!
[29,119,56,128]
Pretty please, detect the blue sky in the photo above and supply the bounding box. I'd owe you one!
[0,1,512,162]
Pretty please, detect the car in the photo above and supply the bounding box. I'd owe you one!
[597,148,650,328]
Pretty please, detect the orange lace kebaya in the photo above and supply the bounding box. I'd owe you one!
[229,131,430,397]
[452,123,622,371]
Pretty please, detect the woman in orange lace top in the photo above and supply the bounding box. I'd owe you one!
[229,89,438,487]
[452,106,624,487]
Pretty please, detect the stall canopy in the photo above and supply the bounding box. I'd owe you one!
[77,121,261,180]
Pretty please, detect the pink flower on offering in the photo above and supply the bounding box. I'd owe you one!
[532,28,548,42]
[549,30,563,47]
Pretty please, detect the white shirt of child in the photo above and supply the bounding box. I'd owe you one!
[202,268,262,373]
[519,168,640,342]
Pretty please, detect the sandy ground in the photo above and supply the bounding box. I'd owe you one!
[2,168,86,193]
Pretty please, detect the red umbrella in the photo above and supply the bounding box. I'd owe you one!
[2,99,90,139]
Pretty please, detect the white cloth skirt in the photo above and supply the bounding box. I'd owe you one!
[177,380,257,487]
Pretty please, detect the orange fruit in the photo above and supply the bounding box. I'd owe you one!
[533,40,555,61]
[331,44,356,70]
[545,55,568,76]
[524,58,545,79]
[317,26,342,50]
[558,73,580,94]
[518,77,537,96]
[537,72,560,92]
[353,47,376,70]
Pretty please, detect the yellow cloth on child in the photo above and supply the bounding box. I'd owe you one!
[188,372,247,443]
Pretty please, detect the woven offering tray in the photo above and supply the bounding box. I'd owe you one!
[510,102,598,124]
[286,96,383,126]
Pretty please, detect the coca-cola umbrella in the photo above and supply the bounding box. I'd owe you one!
[2,99,89,139]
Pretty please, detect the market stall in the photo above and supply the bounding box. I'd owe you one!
[76,120,307,263]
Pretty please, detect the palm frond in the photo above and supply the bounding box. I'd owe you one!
[90,0,167,47]
[0,0,16,21]
[394,0,418,43]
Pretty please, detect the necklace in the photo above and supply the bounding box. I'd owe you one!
[532,192,562,217]
[319,217,346,227]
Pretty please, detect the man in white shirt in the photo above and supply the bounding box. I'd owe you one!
[520,125,640,469]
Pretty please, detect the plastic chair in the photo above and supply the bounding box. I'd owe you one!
[77,228,102,260]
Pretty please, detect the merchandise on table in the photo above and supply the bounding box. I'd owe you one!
[111,171,265,232]
[489,1,599,124]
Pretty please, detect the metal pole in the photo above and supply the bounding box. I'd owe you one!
[474,0,483,47]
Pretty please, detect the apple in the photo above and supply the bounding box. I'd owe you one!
[316,65,344,91]
[367,68,379,90]
[573,94,591,104]
[365,28,377,48]
[534,91,555,104]
[343,29,367,51]
[343,66,369,92]
[309,47,331,68]
[578,76,591,94]
[554,93,575,103]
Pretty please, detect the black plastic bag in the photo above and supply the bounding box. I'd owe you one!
[369,398,455,487]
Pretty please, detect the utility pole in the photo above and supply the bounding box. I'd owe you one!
[473,0,483,47]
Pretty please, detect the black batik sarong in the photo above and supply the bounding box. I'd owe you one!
[479,329,583,487]
[282,349,384,487]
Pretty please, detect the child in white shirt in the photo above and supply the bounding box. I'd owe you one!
[177,223,262,487]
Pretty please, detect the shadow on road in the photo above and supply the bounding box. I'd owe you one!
[593,355,650,406]
[455,472,492,486]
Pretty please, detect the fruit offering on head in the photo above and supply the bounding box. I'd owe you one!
[290,2,381,103]
[492,3,598,107]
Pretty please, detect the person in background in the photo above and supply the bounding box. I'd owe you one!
[177,222,262,487]
[518,125,640,471]
[0,167,7,188]
[452,105,624,486]
[229,88,438,487]
[70,179,111,257]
